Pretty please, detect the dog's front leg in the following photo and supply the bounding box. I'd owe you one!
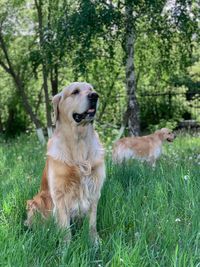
[48,158,73,243]
[88,201,99,245]
[88,161,105,245]
[53,193,71,243]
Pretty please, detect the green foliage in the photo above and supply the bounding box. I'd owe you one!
[0,0,199,138]
[0,134,200,266]
[139,86,191,131]
[4,98,28,137]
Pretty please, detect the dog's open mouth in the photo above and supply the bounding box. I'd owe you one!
[73,108,96,123]
[167,138,173,142]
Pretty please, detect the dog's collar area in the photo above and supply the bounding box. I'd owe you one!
[73,109,96,123]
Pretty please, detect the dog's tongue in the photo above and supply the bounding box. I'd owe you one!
[87,109,95,113]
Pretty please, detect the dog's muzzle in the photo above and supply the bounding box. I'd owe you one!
[167,137,174,142]
[73,92,99,124]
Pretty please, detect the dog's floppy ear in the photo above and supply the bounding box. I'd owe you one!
[155,129,165,140]
[52,93,62,124]
[155,129,163,139]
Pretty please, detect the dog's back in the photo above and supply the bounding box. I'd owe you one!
[112,132,164,165]
[113,136,151,163]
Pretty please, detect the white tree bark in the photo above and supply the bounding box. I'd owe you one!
[124,2,140,136]
[36,128,46,145]
[47,126,53,138]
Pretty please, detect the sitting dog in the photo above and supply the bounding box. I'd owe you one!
[25,82,105,243]
[112,128,175,166]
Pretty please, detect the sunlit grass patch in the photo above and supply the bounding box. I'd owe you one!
[0,133,199,266]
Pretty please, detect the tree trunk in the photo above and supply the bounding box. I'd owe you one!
[98,70,120,122]
[0,114,3,132]
[0,32,46,144]
[42,64,53,137]
[12,74,40,128]
[50,64,58,96]
[10,74,46,144]
[124,2,140,136]
[35,0,53,138]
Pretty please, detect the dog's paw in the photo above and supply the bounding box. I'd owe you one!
[24,218,32,227]
[63,230,72,246]
[90,232,102,248]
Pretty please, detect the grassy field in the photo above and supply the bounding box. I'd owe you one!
[0,133,200,267]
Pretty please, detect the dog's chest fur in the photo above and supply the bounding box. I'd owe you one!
[70,175,96,217]
[152,145,162,159]
[47,130,104,217]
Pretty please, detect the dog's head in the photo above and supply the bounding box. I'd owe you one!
[53,82,99,125]
[156,128,175,142]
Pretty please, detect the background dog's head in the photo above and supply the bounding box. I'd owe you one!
[156,128,175,142]
[53,82,98,125]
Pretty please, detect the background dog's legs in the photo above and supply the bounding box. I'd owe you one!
[148,157,156,168]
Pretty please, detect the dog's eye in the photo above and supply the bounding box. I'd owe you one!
[72,89,80,95]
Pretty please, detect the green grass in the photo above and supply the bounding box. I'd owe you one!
[0,133,200,266]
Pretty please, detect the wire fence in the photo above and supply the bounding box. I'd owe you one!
[137,91,200,128]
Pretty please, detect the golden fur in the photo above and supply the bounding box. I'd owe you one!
[25,82,105,243]
[112,128,175,166]
[25,164,52,225]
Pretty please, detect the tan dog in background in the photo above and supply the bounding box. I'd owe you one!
[25,82,105,243]
[112,128,175,167]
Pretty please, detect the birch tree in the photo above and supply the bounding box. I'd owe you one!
[99,0,199,136]
[123,0,140,136]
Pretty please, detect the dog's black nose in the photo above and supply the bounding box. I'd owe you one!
[88,92,99,101]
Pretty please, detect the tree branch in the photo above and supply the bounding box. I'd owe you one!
[0,29,42,129]
[98,69,121,122]
[0,32,14,75]
[35,84,44,116]
[0,59,11,74]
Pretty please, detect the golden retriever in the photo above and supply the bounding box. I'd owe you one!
[25,82,105,243]
[112,128,175,166]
